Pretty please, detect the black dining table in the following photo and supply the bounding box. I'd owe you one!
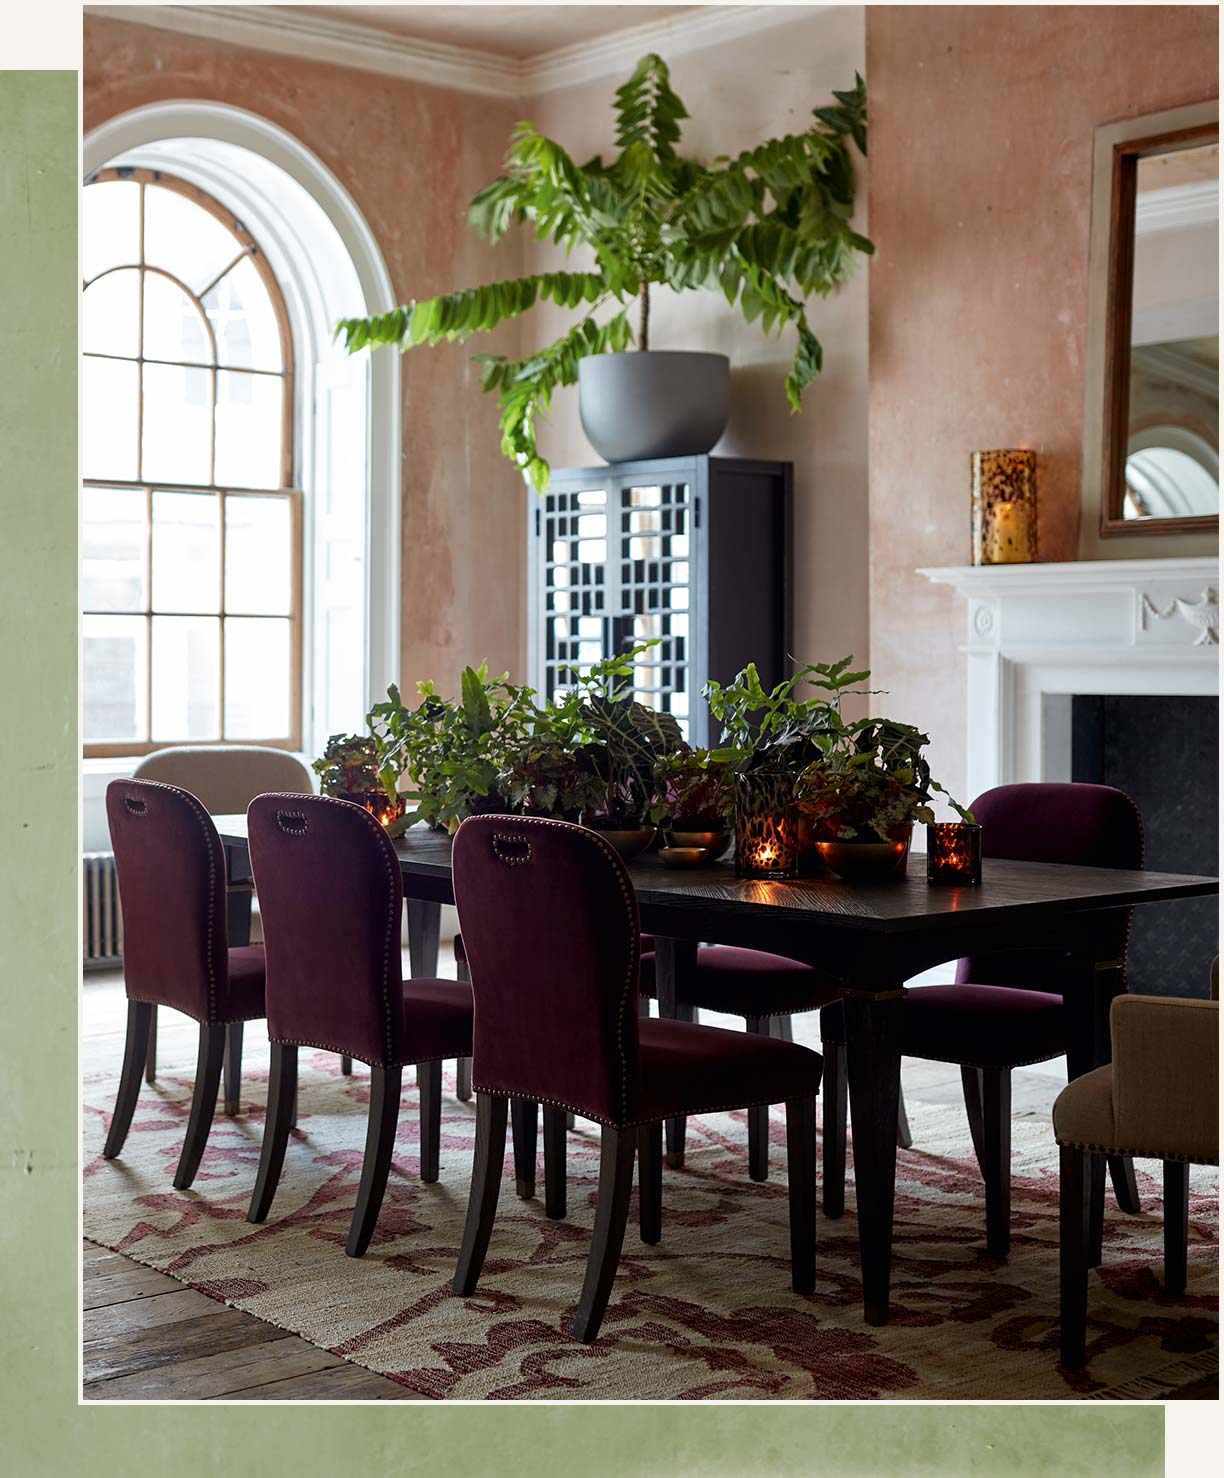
[213,813,1216,1326]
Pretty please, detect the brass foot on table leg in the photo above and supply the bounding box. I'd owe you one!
[515,1178,535,1199]
[664,1151,685,1170]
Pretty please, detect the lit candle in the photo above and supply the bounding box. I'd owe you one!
[987,501,1032,564]
[734,771,799,880]
[926,822,983,885]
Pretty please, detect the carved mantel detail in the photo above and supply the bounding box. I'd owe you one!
[1140,587,1218,646]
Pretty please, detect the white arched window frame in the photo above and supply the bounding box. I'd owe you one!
[83,102,401,771]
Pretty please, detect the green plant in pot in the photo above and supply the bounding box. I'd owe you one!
[335,56,871,488]
[650,747,735,860]
[312,720,407,827]
[796,718,972,881]
[387,664,538,834]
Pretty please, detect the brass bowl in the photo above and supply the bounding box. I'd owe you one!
[592,827,657,861]
[665,829,731,862]
[815,829,912,882]
[658,845,709,868]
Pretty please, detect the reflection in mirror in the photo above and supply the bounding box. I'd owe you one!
[1124,141,1218,523]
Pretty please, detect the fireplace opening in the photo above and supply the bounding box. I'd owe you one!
[1071,695,1218,998]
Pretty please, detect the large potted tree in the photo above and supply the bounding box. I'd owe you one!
[336,55,871,488]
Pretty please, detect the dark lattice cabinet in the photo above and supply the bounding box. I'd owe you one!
[527,455,793,745]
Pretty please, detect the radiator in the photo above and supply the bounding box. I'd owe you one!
[83,852,123,968]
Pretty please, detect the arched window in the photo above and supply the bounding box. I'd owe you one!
[82,167,301,755]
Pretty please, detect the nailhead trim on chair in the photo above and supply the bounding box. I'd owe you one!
[121,778,222,1026]
[469,1081,821,1132]
[261,793,401,1069]
[460,815,638,1125]
[270,1037,462,1071]
[1054,1136,1216,1167]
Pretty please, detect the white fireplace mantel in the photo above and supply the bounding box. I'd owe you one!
[918,556,1219,800]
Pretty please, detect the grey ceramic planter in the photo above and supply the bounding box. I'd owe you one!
[578,350,730,463]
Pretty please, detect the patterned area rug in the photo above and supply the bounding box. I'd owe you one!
[82,1046,1218,1401]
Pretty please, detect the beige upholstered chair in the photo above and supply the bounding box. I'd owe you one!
[1053,965,1219,1370]
[132,747,313,1098]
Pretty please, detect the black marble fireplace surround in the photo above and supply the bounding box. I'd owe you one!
[1072,694,1219,998]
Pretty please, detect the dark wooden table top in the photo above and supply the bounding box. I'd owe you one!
[212,814,1216,935]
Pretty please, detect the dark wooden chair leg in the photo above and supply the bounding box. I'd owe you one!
[418,1058,441,1184]
[1087,1152,1106,1268]
[289,1077,298,1130]
[981,1066,1012,1258]
[511,1098,539,1198]
[1163,1159,1189,1295]
[1109,1154,1141,1214]
[223,1021,243,1116]
[745,1016,771,1182]
[961,1065,987,1174]
[340,1054,353,1076]
[456,1057,473,1102]
[104,1000,152,1160]
[821,1040,847,1218]
[248,1044,298,1223]
[543,1106,567,1220]
[896,1087,913,1150]
[785,1095,817,1295]
[145,1004,157,1085]
[453,1093,509,1295]
[655,938,697,1168]
[1059,1144,1090,1370]
[346,1064,403,1257]
[173,1024,227,1190]
[637,1120,662,1245]
[572,1125,636,1343]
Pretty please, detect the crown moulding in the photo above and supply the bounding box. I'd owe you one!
[86,4,825,99]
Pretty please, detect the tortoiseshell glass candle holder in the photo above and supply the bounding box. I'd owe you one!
[734,771,799,880]
[971,449,1038,565]
[355,790,406,828]
[926,822,983,885]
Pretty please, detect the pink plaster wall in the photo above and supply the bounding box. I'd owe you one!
[865,4,1218,804]
[84,14,527,700]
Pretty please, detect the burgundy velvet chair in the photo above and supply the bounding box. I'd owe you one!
[637,945,914,1177]
[820,782,1144,1259]
[450,815,823,1344]
[245,793,473,1257]
[103,778,267,1190]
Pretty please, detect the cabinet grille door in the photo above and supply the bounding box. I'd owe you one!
[618,479,693,737]
[538,481,610,703]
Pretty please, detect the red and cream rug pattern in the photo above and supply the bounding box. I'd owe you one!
[82,1048,1217,1401]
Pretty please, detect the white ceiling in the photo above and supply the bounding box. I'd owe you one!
[290,4,699,60]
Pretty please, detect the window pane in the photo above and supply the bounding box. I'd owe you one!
[152,491,220,613]
[215,370,284,489]
[83,180,140,284]
[83,269,140,358]
[83,357,139,481]
[205,257,283,371]
[143,183,240,296]
[143,271,211,365]
[225,618,291,738]
[151,617,220,741]
[142,363,213,485]
[225,496,291,614]
[83,615,147,743]
[83,487,147,612]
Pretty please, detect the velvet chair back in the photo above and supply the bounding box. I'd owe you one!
[956,782,1144,988]
[247,793,405,1067]
[107,778,229,1023]
[451,815,642,1125]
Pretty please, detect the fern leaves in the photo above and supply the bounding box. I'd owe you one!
[335,57,872,488]
[334,272,611,353]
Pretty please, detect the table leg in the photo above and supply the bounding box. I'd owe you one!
[653,937,696,1168]
[226,883,253,948]
[842,989,904,1326]
[406,898,441,979]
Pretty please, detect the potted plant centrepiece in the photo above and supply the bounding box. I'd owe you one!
[335,55,871,488]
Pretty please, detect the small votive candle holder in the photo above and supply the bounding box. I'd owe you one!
[734,771,799,880]
[357,790,405,828]
[926,822,983,885]
[971,449,1038,565]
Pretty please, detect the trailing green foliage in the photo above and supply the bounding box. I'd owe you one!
[335,55,870,489]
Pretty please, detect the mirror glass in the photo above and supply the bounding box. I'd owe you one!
[1124,141,1219,522]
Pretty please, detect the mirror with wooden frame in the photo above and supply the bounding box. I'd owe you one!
[1080,101,1219,556]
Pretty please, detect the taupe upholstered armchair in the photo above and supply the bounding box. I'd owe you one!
[1054,964,1219,1369]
